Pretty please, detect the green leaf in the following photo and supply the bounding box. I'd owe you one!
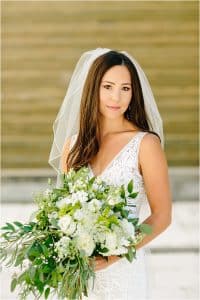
[57,264,65,273]
[10,278,17,292]
[121,209,129,218]
[26,242,42,261]
[41,265,51,274]
[23,225,33,232]
[127,180,133,193]
[120,185,125,198]
[17,271,27,283]
[51,270,58,287]
[140,223,153,235]
[34,257,43,265]
[6,222,15,231]
[69,260,78,267]
[45,287,50,299]
[14,253,24,267]
[125,247,135,262]
[1,225,9,230]
[13,221,23,227]
[28,266,36,280]
[128,217,139,225]
[45,235,54,247]
[36,281,44,294]
[100,247,109,253]
[41,244,49,257]
[128,192,138,198]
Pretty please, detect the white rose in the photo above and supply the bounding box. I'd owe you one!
[66,221,76,236]
[58,215,72,232]
[88,199,102,212]
[107,195,121,206]
[75,232,95,256]
[56,197,72,208]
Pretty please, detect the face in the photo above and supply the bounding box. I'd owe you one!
[99,65,132,120]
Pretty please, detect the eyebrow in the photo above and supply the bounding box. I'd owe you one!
[102,80,132,85]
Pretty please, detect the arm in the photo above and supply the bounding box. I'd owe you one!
[135,133,172,250]
[95,134,172,271]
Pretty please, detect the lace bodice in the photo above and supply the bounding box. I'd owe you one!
[70,131,149,220]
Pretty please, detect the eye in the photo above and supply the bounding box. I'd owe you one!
[122,86,131,91]
[103,84,112,90]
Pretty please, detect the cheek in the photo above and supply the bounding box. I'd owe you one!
[99,88,109,107]
[122,92,132,107]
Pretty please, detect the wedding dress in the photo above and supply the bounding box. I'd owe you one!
[69,131,152,300]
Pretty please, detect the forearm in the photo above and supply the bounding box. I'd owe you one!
[135,212,171,250]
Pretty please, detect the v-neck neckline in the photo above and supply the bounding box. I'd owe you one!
[88,131,142,178]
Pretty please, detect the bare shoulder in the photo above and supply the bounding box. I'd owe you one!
[141,132,161,148]
[138,132,165,174]
[138,132,167,174]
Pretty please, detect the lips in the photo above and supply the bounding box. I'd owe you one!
[107,105,120,110]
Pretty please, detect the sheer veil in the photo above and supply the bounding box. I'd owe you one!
[48,48,164,187]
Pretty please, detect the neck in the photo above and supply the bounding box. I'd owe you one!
[99,115,132,141]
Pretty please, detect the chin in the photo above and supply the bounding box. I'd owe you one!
[103,113,123,120]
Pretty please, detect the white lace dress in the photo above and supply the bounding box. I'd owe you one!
[70,131,152,300]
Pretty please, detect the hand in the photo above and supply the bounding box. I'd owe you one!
[94,255,121,271]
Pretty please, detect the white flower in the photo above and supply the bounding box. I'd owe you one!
[71,191,88,204]
[111,246,128,255]
[93,227,106,244]
[74,209,84,221]
[121,219,135,238]
[55,236,70,259]
[88,199,102,212]
[92,183,99,191]
[58,215,72,232]
[58,215,76,236]
[48,211,58,220]
[75,232,95,256]
[107,195,121,206]
[104,232,117,251]
[120,237,131,247]
[66,221,76,236]
[56,197,72,209]
[43,188,53,197]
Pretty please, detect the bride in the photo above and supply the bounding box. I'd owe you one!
[49,48,172,299]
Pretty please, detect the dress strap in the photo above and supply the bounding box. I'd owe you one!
[134,131,149,174]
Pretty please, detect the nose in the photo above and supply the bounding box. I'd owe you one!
[111,88,121,103]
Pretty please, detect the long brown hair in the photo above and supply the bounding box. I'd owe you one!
[66,50,161,171]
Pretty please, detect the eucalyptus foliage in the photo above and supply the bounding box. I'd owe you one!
[0,167,152,299]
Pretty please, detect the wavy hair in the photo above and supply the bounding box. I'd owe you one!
[66,50,161,170]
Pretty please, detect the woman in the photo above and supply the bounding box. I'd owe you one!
[49,48,172,299]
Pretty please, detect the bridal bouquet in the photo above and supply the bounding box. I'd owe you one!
[0,166,151,300]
